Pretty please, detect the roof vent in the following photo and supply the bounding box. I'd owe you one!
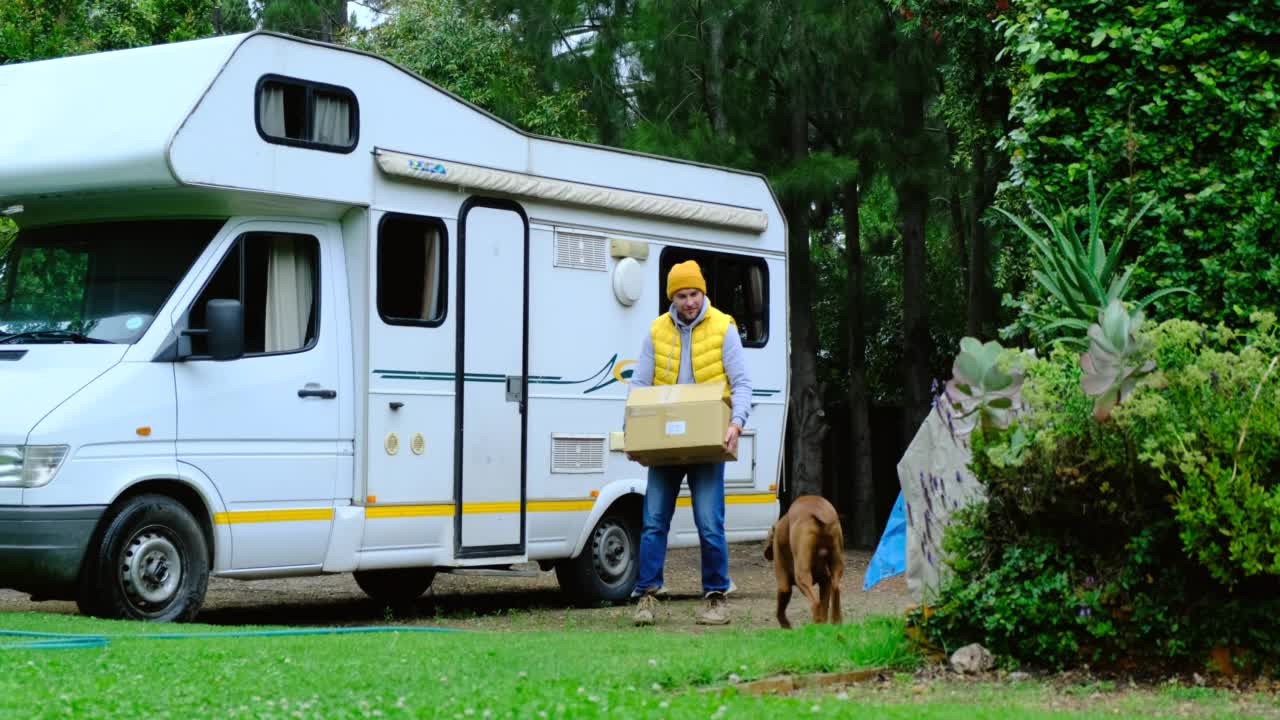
[554,231,608,272]
[551,434,607,474]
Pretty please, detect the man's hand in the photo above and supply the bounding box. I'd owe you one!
[724,423,742,454]
[626,452,648,467]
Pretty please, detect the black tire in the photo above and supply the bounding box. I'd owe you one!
[353,568,436,603]
[556,510,638,605]
[77,494,209,622]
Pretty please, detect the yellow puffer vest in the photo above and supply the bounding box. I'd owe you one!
[650,304,735,398]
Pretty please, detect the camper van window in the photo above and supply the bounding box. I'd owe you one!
[0,220,222,345]
[188,233,320,356]
[256,75,358,153]
[377,214,448,327]
[657,247,769,348]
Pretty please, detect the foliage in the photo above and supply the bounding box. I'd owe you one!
[926,314,1280,669]
[351,0,594,142]
[970,345,1161,546]
[922,509,1089,668]
[0,0,95,62]
[920,505,1280,670]
[810,174,968,406]
[1002,0,1280,327]
[0,0,246,64]
[1124,314,1280,587]
[89,0,219,49]
[995,172,1188,346]
[943,337,1025,437]
[0,219,14,260]
[0,613,916,718]
[256,0,348,41]
[1079,299,1156,421]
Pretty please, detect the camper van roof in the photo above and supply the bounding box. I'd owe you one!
[0,32,780,232]
[0,34,246,199]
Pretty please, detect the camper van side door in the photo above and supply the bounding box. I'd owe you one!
[172,221,342,571]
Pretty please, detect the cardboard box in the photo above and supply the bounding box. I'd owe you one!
[624,381,736,466]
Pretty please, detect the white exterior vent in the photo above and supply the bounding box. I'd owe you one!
[551,434,607,473]
[554,232,608,271]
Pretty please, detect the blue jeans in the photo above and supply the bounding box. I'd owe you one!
[634,462,730,596]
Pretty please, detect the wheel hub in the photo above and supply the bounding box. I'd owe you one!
[122,531,182,606]
[593,522,632,583]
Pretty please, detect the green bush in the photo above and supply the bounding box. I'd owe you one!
[924,314,1280,669]
[1002,0,1280,327]
[968,343,1164,552]
[1123,314,1280,586]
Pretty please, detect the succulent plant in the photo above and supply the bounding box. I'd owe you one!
[995,171,1192,347]
[1080,299,1157,421]
[943,337,1025,438]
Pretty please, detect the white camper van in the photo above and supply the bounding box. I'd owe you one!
[0,32,787,621]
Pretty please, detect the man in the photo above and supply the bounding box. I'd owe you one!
[627,259,752,626]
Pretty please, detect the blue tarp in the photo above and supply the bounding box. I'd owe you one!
[863,491,907,591]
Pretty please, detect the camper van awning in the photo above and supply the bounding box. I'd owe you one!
[375,149,769,234]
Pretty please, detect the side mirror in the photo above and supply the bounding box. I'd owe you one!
[206,299,244,361]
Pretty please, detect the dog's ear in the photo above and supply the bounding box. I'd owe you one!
[763,526,775,561]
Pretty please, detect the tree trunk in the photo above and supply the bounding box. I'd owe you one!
[706,11,728,138]
[900,88,931,444]
[966,141,997,338]
[965,58,1008,339]
[785,81,827,500]
[842,180,877,548]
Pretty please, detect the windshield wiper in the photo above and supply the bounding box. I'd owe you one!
[0,330,113,345]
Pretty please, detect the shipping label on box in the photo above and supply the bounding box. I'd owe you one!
[624,381,736,465]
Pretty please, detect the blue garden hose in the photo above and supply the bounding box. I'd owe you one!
[1,625,461,650]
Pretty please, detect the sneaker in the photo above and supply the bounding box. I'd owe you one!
[649,580,732,598]
[633,593,658,626]
[696,591,730,625]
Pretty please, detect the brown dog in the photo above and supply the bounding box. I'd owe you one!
[764,494,845,628]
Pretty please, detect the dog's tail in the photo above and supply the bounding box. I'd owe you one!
[810,515,844,559]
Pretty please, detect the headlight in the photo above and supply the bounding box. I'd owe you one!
[0,445,69,488]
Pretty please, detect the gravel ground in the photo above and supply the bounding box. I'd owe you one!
[0,543,912,632]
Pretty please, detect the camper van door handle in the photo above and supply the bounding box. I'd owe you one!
[505,376,525,407]
[298,387,337,399]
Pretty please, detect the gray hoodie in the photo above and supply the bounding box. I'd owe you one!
[629,296,753,428]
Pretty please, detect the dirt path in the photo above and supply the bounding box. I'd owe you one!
[0,543,911,632]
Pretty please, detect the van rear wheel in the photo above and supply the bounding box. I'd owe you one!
[353,568,436,603]
[556,511,638,605]
[78,494,209,622]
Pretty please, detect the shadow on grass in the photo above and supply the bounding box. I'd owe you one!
[194,586,615,627]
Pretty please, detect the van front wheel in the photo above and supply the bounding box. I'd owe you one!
[556,511,638,605]
[78,494,210,622]
[353,568,436,603]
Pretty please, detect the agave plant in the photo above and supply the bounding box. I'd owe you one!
[996,172,1190,346]
[943,337,1025,438]
[1080,299,1157,421]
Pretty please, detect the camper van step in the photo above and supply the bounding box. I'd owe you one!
[441,567,541,578]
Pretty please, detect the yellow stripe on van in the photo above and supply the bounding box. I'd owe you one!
[462,501,522,514]
[366,504,455,518]
[675,492,777,508]
[527,499,596,512]
[213,508,335,524]
[725,493,778,505]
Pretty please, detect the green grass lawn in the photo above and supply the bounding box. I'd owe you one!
[1,612,1276,719]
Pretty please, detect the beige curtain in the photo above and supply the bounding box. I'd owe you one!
[259,85,287,137]
[312,93,351,146]
[264,236,314,353]
[420,227,441,320]
[749,265,765,338]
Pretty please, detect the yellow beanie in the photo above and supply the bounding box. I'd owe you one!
[666,260,707,299]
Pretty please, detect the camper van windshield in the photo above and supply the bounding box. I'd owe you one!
[0,220,224,344]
